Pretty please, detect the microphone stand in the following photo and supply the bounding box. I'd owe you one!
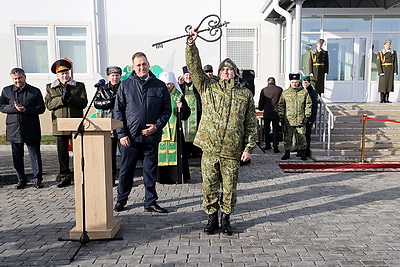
[58,83,123,263]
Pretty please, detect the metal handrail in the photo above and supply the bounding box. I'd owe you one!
[315,96,334,156]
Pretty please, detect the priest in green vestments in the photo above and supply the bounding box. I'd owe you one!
[157,72,191,183]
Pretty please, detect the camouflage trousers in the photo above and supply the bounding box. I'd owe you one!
[201,152,240,215]
[284,125,307,150]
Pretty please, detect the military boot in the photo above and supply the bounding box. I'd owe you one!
[300,150,307,161]
[380,92,385,103]
[385,92,391,103]
[204,212,219,235]
[281,150,290,160]
[220,213,232,236]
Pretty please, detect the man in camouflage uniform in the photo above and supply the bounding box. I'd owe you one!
[186,28,257,236]
[279,73,312,161]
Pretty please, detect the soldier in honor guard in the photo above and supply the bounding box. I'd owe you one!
[94,66,122,186]
[309,39,329,95]
[45,59,88,187]
[377,39,398,103]
[157,72,191,184]
[279,73,312,161]
[186,28,258,236]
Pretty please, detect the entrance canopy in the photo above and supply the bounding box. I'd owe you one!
[264,0,400,21]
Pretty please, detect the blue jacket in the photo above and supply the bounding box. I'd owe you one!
[114,71,171,143]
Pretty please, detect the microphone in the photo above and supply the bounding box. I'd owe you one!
[94,79,106,87]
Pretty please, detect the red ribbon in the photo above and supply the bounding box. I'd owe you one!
[360,116,400,123]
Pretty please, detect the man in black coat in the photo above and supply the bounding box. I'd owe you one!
[113,52,171,213]
[0,68,45,189]
[258,77,283,153]
[94,66,122,186]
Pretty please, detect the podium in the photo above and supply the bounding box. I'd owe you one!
[57,118,123,239]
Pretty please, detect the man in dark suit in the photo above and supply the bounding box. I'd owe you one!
[113,52,171,213]
[258,77,282,153]
[0,68,45,189]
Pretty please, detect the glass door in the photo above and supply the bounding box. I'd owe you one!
[324,34,369,102]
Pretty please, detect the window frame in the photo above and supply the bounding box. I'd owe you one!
[14,24,90,74]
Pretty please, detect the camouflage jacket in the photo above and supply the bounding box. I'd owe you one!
[278,86,312,127]
[186,43,257,159]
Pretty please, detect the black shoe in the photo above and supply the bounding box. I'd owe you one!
[36,181,44,189]
[114,201,126,212]
[57,178,71,188]
[144,203,168,213]
[16,181,27,189]
[281,150,290,160]
[204,212,219,235]
[274,148,280,153]
[220,213,233,236]
[263,145,272,150]
[300,150,307,161]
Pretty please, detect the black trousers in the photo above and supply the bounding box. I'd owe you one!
[11,142,42,183]
[117,142,159,208]
[264,118,280,149]
[56,135,72,176]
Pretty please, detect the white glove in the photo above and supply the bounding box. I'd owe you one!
[379,73,385,76]
[309,73,313,77]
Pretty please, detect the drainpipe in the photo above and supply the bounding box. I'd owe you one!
[271,0,293,77]
[92,0,100,75]
[293,0,304,73]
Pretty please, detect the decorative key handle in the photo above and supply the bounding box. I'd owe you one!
[152,14,229,49]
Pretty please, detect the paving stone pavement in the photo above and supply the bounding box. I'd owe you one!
[1,144,400,266]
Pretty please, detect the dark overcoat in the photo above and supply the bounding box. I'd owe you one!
[0,84,45,143]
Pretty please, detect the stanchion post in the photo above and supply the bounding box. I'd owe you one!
[361,114,367,163]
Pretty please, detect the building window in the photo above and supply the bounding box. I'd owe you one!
[15,25,89,74]
[56,27,88,73]
[226,28,257,72]
[16,27,49,73]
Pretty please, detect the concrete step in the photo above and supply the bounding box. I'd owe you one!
[313,103,400,161]
[312,134,400,141]
[311,148,400,157]
[312,140,400,149]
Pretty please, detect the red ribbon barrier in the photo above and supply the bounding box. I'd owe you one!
[360,116,400,124]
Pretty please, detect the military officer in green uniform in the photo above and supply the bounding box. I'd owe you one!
[309,39,329,95]
[157,72,191,183]
[186,28,257,236]
[279,73,312,161]
[377,39,398,103]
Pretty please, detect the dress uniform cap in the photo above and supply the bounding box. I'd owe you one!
[289,73,300,81]
[384,39,392,44]
[203,64,213,72]
[218,58,238,76]
[51,59,72,74]
[106,66,122,76]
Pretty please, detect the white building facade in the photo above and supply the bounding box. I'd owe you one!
[1,0,400,133]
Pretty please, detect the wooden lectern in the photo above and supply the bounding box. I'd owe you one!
[57,118,123,239]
